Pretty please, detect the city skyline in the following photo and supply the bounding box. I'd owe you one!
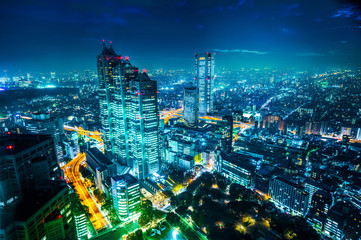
[1,1,361,240]
[0,0,360,73]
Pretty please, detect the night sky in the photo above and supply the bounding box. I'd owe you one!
[1,0,360,73]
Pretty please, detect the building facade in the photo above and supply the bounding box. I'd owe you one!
[183,85,199,127]
[219,152,255,188]
[25,113,64,164]
[269,177,309,216]
[97,44,160,179]
[128,73,160,179]
[219,115,233,153]
[85,147,117,191]
[195,53,215,116]
[0,134,60,207]
[111,174,140,221]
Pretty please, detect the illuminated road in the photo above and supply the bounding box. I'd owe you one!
[160,108,253,142]
[21,116,109,230]
[161,108,183,125]
[64,125,103,144]
[63,153,108,231]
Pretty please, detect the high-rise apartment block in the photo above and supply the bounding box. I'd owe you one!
[219,115,233,153]
[269,177,309,216]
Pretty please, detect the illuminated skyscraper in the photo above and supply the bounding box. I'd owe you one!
[183,85,199,127]
[97,43,160,179]
[195,53,215,116]
[97,43,123,159]
[128,72,160,179]
[97,43,137,163]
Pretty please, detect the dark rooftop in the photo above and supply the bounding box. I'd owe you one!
[221,152,256,172]
[86,147,114,171]
[0,134,52,156]
[0,181,67,229]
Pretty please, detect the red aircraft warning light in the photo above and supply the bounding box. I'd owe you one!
[6,145,14,150]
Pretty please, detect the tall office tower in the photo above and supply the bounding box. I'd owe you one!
[195,53,215,116]
[97,43,124,159]
[219,115,233,153]
[111,173,140,221]
[97,43,137,163]
[128,73,160,179]
[25,112,64,164]
[97,43,160,179]
[183,85,199,127]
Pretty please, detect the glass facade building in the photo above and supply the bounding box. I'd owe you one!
[111,174,140,221]
[97,44,160,179]
[183,85,199,127]
[195,53,215,116]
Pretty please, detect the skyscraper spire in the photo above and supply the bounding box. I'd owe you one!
[108,41,115,54]
[102,39,109,55]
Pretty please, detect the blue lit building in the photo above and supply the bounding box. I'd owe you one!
[183,85,199,127]
[111,174,140,221]
[85,147,117,192]
[128,73,160,179]
[306,190,333,230]
[195,53,214,116]
[97,44,160,179]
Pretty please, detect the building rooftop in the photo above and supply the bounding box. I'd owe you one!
[221,152,256,172]
[112,173,138,185]
[86,147,114,171]
[275,176,306,192]
[0,181,67,229]
[0,134,52,156]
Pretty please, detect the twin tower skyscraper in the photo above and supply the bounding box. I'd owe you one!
[97,43,159,180]
[97,43,215,179]
[184,53,215,127]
